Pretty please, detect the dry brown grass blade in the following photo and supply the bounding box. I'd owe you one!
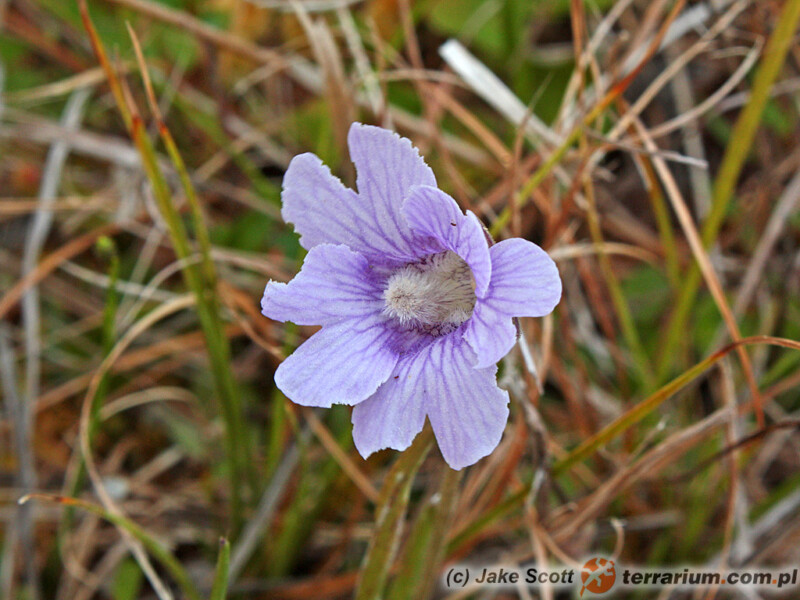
[428,88,512,166]
[218,282,283,359]
[1,67,114,104]
[671,420,800,484]
[77,295,199,599]
[630,115,763,422]
[609,0,750,142]
[303,408,380,503]
[714,359,740,600]
[291,0,354,162]
[0,197,111,216]
[3,10,88,72]
[552,408,730,543]
[598,0,689,115]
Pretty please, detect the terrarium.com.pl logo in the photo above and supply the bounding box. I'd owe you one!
[442,558,799,596]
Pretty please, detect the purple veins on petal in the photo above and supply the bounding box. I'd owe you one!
[349,123,437,255]
[425,338,509,470]
[483,238,562,317]
[280,153,408,264]
[353,333,509,470]
[262,122,562,469]
[464,238,562,368]
[273,315,399,409]
[261,244,384,326]
[280,123,439,265]
[463,301,518,369]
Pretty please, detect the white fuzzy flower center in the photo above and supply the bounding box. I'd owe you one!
[383,251,476,334]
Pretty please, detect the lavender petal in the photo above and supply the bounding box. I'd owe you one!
[424,336,509,469]
[349,123,437,261]
[274,316,399,408]
[484,238,562,317]
[353,333,509,470]
[261,244,384,326]
[462,301,517,369]
[402,185,492,296]
[281,152,414,264]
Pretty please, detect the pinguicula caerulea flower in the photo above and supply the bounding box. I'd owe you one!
[261,123,561,470]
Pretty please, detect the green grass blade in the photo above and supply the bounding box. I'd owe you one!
[58,236,121,551]
[387,466,461,600]
[79,0,252,526]
[355,428,433,600]
[656,0,800,381]
[210,538,231,600]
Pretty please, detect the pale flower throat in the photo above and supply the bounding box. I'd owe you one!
[383,250,476,335]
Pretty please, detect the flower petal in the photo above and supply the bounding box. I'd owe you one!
[351,356,428,458]
[274,316,399,408]
[462,302,517,369]
[354,333,509,468]
[280,153,416,264]
[261,244,384,326]
[460,239,560,369]
[424,336,510,469]
[402,186,491,296]
[485,238,562,317]
[348,123,437,260]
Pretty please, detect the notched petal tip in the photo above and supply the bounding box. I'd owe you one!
[352,426,426,461]
[259,244,384,327]
[283,123,433,263]
[260,280,288,320]
[347,123,435,183]
[280,152,363,252]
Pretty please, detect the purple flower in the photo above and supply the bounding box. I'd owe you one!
[261,123,561,470]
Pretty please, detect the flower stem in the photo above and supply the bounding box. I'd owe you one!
[355,427,433,600]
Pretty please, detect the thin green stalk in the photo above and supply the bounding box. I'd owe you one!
[356,428,434,600]
[265,412,346,577]
[80,0,253,526]
[490,124,583,237]
[210,538,231,600]
[552,344,734,475]
[388,465,461,600]
[264,390,288,481]
[639,156,680,287]
[656,0,800,380]
[490,79,624,239]
[59,237,120,546]
[129,116,251,523]
[583,174,655,389]
[170,92,280,202]
[93,236,120,436]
